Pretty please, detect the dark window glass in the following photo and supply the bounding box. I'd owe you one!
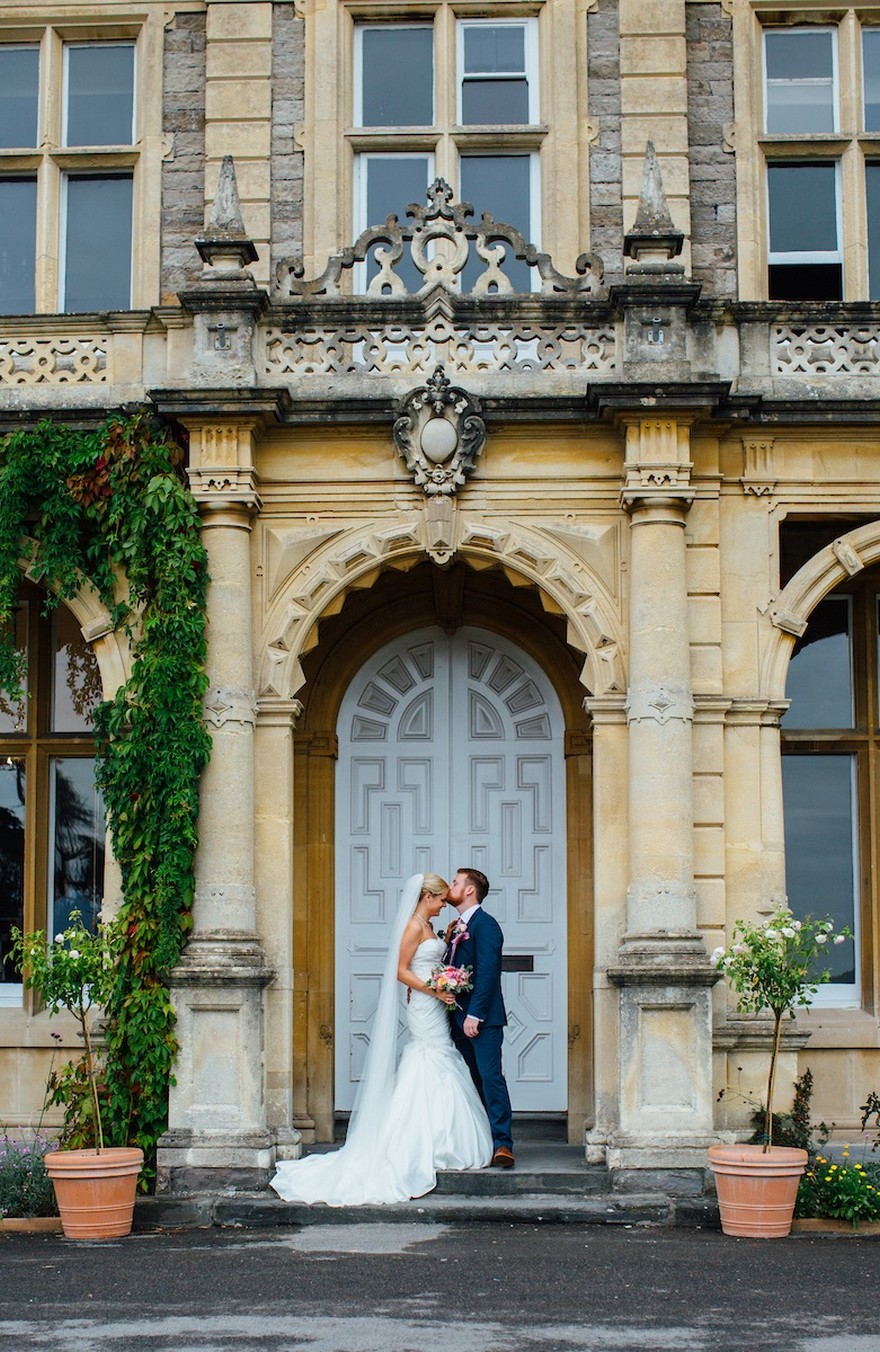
[0,178,36,314]
[768,163,838,254]
[868,163,880,300]
[0,758,25,987]
[765,29,835,133]
[864,30,880,132]
[461,25,529,124]
[784,596,853,729]
[50,758,104,938]
[460,155,531,292]
[0,47,39,149]
[63,173,132,312]
[782,754,857,984]
[363,155,430,293]
[768,262,843,301]
[360,28,433,126]
[65,44,134,147]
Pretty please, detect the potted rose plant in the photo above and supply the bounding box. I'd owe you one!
[709,903,850,1238]
[11,912,143,1239]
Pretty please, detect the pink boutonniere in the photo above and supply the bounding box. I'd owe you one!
[449,920,471,959]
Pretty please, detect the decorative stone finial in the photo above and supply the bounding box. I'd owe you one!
[195,155,259,279]
[624,142,685,274]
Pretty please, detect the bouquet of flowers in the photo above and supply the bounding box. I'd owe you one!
[427,963,474,1010]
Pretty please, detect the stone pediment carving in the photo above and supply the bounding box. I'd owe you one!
[275,179,604,301]
[393,364,486,495]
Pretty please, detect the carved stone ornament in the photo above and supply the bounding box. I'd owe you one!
[275,178,604,300]
[203,685,258,728]
[393,364,486,496]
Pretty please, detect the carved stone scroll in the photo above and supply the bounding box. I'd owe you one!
[393,364,486,496]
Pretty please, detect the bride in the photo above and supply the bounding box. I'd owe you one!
[270,873,493,1206]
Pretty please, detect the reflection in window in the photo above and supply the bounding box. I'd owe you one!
[784,595,853,728]
[0,602,27,734]
[0,758,25,1000]
[868,162,880,300]
[0,47,39,149]
[49,759,104,938]
[52,609,101,732]
[782,754,858,997]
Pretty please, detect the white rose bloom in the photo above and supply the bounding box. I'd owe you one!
[792,920,803,931]
[781,927,795,938]
[733,943,748,955]
[764,929,779,939]
[816,934,827,944]
[68,949,80,960]
[54,934,64,943]
[711,947,726,964]
[833,934,846,945]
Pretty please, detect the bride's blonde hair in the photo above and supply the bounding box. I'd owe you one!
[420,872,448,898]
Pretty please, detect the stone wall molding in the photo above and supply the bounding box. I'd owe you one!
[203,686,258,728]
[625,681,694,725]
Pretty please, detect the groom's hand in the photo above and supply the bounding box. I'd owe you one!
[463,1015,480,1039]
[443,920,457,944]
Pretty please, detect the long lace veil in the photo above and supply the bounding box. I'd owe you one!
[341,871,423,1152]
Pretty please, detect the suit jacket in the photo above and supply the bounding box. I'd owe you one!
[447,905,507,1028]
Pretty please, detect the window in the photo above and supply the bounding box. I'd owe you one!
[351,14,541,293]
[778,557,880,1006]
[0,585,104,1008]
[759,18,880,300]
[767,161,842,301]
[0,35,136,314]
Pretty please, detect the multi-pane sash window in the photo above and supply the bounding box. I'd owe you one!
[764,28,837,134]
[352,15,540,294]
[0,586,104,1009]
[778,560,880,1007]
[0,36,135,314]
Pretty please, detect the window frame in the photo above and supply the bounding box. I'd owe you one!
[765,157,844,296]
[0,20,156,315]
[780,581,880,1010]
[0,583,103,1009]
[763,25,839,136]
[455,17,540,127]
[353,22,435,130]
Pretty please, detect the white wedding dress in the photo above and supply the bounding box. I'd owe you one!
[271,936,493,1206]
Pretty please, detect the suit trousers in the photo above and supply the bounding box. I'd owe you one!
[451,1021,513,1151]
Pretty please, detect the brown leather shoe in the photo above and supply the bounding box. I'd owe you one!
[491,1146,515,1168]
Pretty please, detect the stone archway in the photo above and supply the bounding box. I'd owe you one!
[256,554,598,1143]
[761,520,880,700]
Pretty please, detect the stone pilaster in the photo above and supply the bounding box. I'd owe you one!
[157,421,275,1194]
[606,416,720,1181]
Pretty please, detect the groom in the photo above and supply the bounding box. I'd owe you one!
[445,867,514,1168]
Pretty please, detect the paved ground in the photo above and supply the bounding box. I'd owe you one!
[1,1221,878,1352]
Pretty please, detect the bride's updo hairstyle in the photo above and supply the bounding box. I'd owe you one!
[420,873,449,898]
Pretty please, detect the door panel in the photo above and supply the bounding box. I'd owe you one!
[336,626,566,1110]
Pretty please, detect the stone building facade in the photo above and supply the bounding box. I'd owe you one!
[2,0,880,1189]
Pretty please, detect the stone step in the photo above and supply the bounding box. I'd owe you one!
[431,1165,609,1196]
[134,1189,720,1232]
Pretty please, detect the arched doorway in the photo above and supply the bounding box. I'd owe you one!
[288,561,594,1142]
[334,625,568,1113]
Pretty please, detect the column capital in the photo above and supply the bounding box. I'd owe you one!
[618,414,695,513]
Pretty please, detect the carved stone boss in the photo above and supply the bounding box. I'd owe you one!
[393,364,486,495]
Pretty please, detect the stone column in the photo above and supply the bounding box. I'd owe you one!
[156,421,274,1194]
[607,416,719,1184]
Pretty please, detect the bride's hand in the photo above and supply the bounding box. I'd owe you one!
[436,990,457,1006]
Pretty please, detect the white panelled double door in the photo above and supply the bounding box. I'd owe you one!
[335,625,567,1113]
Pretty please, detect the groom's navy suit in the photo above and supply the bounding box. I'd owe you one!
[447,905,513,1151]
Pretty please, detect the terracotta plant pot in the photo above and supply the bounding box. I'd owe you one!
[708,1143,807,1238]
[45,1147,143,1240]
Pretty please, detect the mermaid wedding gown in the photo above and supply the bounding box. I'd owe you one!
[270,936,493,1205]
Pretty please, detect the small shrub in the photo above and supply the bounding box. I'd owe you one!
[0,1134,59,1219]
[796,1147,880,1227]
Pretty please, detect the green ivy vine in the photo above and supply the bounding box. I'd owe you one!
[0,414,210,1180]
